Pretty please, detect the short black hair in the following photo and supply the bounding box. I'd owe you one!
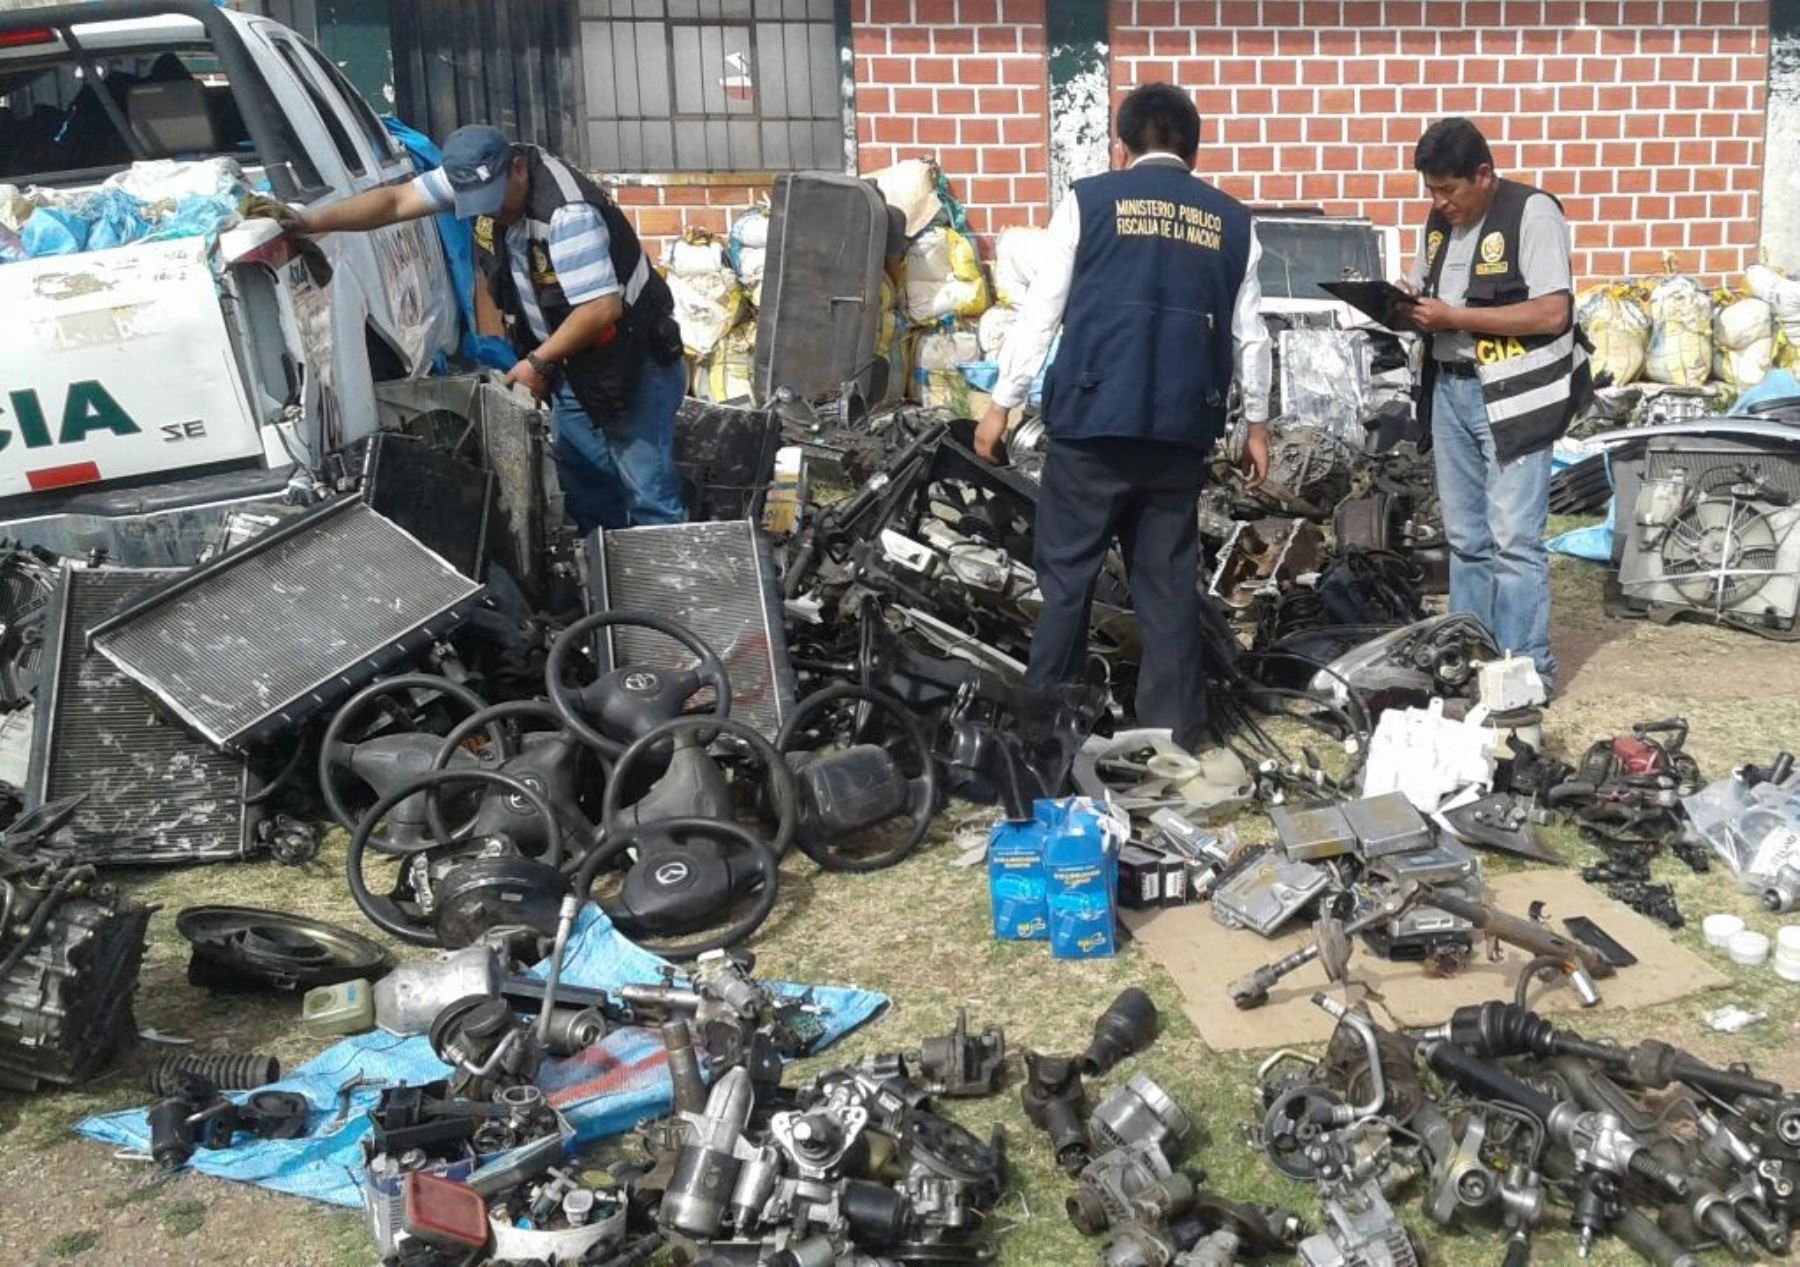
[1116,83,1201,164]
[1413,117,1494,180]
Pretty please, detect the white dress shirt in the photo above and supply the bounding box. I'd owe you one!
[992,153,1272,424]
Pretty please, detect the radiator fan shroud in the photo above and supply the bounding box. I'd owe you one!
[1658,495,1784,609]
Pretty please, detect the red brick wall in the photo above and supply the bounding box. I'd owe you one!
[850,0,1053,242]
[604,178,769,266]
[1109,0,1770,285]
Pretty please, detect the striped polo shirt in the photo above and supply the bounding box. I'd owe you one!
[413,166,622,344]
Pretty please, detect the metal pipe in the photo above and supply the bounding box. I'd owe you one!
[1312,994,1386,1125]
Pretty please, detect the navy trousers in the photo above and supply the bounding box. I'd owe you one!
[1028,437,1210,745]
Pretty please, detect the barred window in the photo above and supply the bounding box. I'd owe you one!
[580,0,846,173]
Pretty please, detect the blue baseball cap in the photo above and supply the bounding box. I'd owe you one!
[440,125,514,219]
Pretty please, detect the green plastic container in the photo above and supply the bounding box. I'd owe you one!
[303,978,375,1037]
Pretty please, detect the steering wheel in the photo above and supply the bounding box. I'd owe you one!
[319,674,508,852]
[575,817,780,961]
[427,700,596,857]
[562,713,798,958]
[346,768,567,947]
[776,683,940,873]
[545,611,734,760]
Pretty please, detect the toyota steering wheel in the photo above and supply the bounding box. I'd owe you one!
[545,611,734,760]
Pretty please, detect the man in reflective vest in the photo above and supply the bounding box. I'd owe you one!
[974,84,1271,749]
[295,125,687,535]
[1400,117,1589,689]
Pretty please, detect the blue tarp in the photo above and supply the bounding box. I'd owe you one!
[380,116,515,372]
[77,908,888,1208]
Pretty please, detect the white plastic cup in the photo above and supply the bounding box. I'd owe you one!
[1704,913,1747,949]
[1728,929,1771,967]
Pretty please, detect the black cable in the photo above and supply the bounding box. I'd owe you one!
[244,734,310,807]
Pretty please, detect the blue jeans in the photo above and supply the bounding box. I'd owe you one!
[550,356,688,534]
[1432,371,1557,683]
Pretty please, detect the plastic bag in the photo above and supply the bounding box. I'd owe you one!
[1576,284,1651,387]
[909,321,982,409]
[665,229,728,279]
[1712,294,1775,390]
[993,225,1048,307]
[20,207,89,258]
[902,226,989,326]
[668,267,746,360]
[1746,264,1800,370]
[1645,276,1714,387]
[727,208,769,308]
[105,157,242,206]
[142,193,240,244]
[870,158,942,239]
[84,187,151,252]
[1683,771,1800,886]
[0,184,33,233]
[977,304,1017,359]
[698,322,756,403]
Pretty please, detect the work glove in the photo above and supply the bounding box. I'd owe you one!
[238,193,333,287]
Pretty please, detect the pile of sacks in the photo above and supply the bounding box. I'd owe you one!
[1577,263,1800,395]
[665,207,769,403]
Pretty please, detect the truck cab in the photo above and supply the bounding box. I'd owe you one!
[0,0,457,562]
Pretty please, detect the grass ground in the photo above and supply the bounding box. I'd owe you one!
[5,540,1800,1266]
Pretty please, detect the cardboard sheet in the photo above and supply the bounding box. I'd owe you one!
[1123,868,1731,1052]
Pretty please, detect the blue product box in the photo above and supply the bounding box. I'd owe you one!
[987,800,1057,941]
[1045,797,1128,960]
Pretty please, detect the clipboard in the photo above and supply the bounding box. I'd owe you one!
[1320,280,1419,331]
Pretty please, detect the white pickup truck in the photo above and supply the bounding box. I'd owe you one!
[0,0,458,561]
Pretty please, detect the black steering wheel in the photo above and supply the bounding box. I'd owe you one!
[545,612,733,760]
[319,674,508,852]
[564,713,798,958]
[776,683,940,873]
[426,700,593,855]
[575,817,780,962]
[346,768,566,947]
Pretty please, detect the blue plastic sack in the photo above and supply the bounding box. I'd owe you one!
[21,207,88,257]
[142,193,239,244]
[382,115,515,372]
[959,360,999,392]
[1732,368,1800,412]
[85,187,151,251]
[77,907,887,1208]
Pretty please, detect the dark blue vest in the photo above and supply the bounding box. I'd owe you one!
[1042,160,1252,451]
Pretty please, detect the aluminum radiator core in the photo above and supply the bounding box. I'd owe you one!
[90,499,486,751]
[586,520,796,741]
[25,566,259,864]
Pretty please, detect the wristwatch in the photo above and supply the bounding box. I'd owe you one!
[526,351,553,378]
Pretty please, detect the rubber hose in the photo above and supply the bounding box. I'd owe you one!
[1546,780,1599,809]
[148,1052,279,1095]
[244,736,309,806]
[346,768,566,946]
[1421,1039,1559,1122]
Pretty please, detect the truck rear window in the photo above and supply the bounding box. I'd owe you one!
[0,46,251,184]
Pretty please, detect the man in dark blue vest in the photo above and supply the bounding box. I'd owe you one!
[1399,118,1588,688]
[976,84,1270,749]
[295,125,687,535]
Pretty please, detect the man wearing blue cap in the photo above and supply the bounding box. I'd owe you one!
[295,125,687,533]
